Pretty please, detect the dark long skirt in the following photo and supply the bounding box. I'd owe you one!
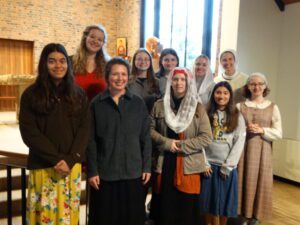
[150,151,202,225]
[88,178,145,225]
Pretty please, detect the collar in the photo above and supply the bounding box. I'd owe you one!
[99,88,133,101]
[222,71,239,80]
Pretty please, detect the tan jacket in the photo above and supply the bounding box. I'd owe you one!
[150,99,212,174]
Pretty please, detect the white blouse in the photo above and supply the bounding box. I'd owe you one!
[236,99,282,141]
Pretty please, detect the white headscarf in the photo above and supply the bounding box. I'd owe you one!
[219,49,238,77]
[192,55,215,104]
[247,72,269,87]
[163,67,198,134]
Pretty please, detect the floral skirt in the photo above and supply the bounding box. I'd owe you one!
[26,163,81,225]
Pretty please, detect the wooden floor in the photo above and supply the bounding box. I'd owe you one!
[262,179,300,225]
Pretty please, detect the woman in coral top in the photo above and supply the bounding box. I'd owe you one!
[72,24,110,100]
[150,68,212,225]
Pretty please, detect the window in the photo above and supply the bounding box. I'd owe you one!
[141,0,221,70]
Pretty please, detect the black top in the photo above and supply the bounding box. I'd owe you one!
[19,83,90,170]
[87,89,152,181]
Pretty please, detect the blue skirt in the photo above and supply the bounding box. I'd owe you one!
[199,164,238,217]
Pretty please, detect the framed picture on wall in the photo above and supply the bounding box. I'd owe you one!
[116,37,127,56]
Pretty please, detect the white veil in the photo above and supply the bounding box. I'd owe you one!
[163,67,198,134]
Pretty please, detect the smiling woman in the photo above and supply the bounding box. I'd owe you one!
[47,52,68,85]
[19,43,90,225]
[215,49,248,103]
[149,67,212,225]
[87,57,152,225]
[72,24,110,101]
[237,72,282,224]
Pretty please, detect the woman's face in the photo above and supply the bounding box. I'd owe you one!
[108,64,128,93]
[195,57,209,77]
[47,51,67,85]
[214,86,230,110]
[247,76,266,98]
[134,52,151,72]
[171,73,187,98]
[161,54,178,73]
[220,52,236,75]
[85,28,105,54]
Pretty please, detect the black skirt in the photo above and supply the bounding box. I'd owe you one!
[150,151,203,225]
[88,178,145,225]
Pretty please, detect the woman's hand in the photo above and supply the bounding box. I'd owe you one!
[89,175,100,190]
[219,171,228,180]
[203,167,212,177]
[247,123,264,134]
[142,172,151,185]
[54,160,70,175]
[170,140,181,153]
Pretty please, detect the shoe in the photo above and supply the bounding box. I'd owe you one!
[248,218,259,225]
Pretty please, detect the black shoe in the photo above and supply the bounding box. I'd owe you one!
[248,218,259,225]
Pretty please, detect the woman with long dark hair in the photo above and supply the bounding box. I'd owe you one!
[156,48,179,96]
[199,81,246,225]
[128,48,160,112]
[72,24,110,100]
[19,43,90,224]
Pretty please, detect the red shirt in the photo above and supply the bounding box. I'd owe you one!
[74,71,107,101]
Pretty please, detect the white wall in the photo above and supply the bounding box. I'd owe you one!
[236,0,282,101]
[276,4,300,140]
[219,0,240,52]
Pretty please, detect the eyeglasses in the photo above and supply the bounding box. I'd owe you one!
[248,82,265,87]
[135,58,150,62]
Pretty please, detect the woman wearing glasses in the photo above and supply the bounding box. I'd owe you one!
[128,48,160,112]
[72,24,110,101]
[237,73,282,225]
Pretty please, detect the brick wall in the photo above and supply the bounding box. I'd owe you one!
[0,0,141,70]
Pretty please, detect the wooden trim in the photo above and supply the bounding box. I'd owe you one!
[0,151,28,159]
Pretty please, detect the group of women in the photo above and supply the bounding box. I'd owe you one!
[18,23,282,225]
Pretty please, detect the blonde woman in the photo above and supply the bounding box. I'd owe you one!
[72,24,110,100]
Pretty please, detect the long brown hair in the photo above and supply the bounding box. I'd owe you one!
[131,48,159,94]
[207,81,239,133]
[72,24,110,78]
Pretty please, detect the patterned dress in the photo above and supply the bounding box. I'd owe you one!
[26,164,81,225]
[238,102,274,220]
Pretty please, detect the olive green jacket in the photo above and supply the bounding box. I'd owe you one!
[150,99,212,174]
